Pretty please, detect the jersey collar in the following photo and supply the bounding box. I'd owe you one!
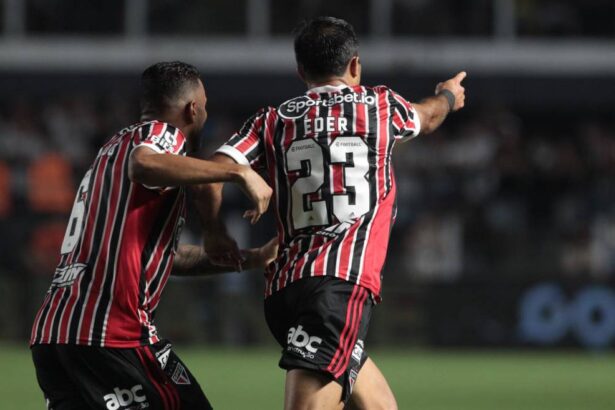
[307,84,350,94]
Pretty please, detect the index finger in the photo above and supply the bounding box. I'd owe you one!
[454,71,467,83]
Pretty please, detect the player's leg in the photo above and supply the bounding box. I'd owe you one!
[284,368,344,410]
[265,277,374,410]
[31,344,90,410]
[344,358,397,410]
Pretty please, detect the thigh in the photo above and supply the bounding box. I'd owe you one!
[285,368,344,410]
[345,358,397,410]
[31,344,90,410]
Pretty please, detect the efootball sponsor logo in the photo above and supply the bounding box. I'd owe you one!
[103,385,149,410]
[287,325,322,359]
[279,93,376,119]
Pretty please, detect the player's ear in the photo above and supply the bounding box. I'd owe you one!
[349,56,360,80]
[185,101,197,124]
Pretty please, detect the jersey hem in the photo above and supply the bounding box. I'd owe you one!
[29,339,157,348]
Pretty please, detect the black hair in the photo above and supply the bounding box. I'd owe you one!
[140,61,201,112]
[293,17,359,80]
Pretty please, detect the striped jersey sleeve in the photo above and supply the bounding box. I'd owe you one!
[133,122,186,191]
[387,88,421,142]
[216,108,268,168]
[136,122,186,156]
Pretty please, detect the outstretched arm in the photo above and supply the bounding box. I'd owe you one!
[172,238,278,276]
[413,71,467,134]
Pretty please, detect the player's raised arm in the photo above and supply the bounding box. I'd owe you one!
[413,71,467,134]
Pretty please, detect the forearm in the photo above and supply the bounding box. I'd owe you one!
[172,244,272,276]
[413,94,451,134]
[190,153,239,231]
[129,149,247,188]
[191,182,225,231]
[172,244,236,276]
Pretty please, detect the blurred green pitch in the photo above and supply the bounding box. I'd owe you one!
[2,345,613,409]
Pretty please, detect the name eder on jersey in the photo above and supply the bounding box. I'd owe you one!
[279,92,376,119]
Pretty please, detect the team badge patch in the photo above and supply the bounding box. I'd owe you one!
[171,363,191,385]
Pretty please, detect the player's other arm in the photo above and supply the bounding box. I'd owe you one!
[172,238,278,276]
[189,153,250,267]
[413,71,467,134]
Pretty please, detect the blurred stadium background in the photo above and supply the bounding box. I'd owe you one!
[0,1,614,409]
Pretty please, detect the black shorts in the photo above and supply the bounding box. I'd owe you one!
[31,341,212,410]
[264,276,373,403]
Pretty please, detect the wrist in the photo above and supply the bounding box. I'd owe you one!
[437,89,455,112]
[229,164,248,184]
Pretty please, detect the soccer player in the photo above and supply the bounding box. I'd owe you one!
[203,17,466,409]
[30,61,275,410]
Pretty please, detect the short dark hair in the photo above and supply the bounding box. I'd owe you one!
[293,17,359,80]
[141,61,201,112]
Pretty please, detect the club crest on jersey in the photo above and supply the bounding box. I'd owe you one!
[51,263,87,288]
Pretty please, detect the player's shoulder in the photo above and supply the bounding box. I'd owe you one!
[133,120,186,154]
[367,84,398,95]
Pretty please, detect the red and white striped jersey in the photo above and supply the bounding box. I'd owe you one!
[216,84,420,300]
[31,121,187,348]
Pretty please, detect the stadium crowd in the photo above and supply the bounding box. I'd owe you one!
[0,92,613,342]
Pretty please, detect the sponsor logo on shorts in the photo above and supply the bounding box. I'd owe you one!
[171,362,191,385]
[103,385,149,410]
[351,339,364,363]
[51,263,87,288]
[287,325,323,359]
[155,343,172,370]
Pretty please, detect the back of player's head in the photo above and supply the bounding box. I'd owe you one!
[293,17,359,81]
[141,61,202,113]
